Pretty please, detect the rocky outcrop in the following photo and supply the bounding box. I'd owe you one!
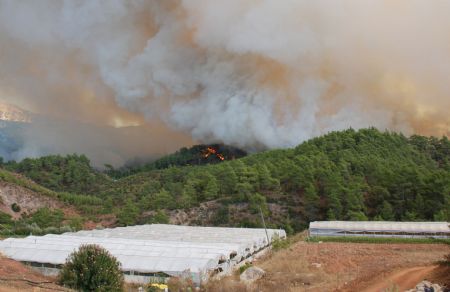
[406,280,446,292]
[240,266,266,283]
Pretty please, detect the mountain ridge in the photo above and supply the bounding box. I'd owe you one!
[0,128,449,236]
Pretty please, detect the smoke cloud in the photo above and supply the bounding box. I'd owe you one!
[0,0,449,165]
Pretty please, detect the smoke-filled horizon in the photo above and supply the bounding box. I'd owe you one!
[0,0,449,165]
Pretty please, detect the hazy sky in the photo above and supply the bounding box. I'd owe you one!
[0,0,449,166]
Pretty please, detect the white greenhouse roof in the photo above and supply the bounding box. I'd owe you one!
[0,224,286,283]
[309,221,450,233]
[64,224,286,254]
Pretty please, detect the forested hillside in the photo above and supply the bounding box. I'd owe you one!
[3,154,109,194]
[1,128,449,234]
[105,144,247,178]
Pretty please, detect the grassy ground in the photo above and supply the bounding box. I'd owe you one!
[308,236,450,245]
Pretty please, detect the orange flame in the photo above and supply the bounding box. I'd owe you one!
[202,147,225,161]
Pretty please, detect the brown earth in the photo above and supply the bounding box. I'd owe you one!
[260,242,449,292]
[428,265,450,288]
[0,255,69,291]
[82,214,117,230]
[361,265,436,292]
[0,181,64,219]
[0,175,114,231]
[207,241,449,292]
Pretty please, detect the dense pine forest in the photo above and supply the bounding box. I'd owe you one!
[0,128,449,235]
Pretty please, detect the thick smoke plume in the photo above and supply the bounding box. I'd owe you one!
[0,0,449,165]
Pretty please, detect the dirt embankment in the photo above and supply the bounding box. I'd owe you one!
[361,265,440,292]
[0,181,63,219]
[0,255,69,291]
[207,241,449,292]
[260,242,449,292]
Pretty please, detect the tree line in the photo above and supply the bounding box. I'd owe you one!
[1,128,449,233]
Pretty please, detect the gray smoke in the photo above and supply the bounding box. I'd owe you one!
[0,0,449,165]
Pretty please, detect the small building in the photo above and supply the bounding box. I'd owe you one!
[309,221,450,239]
[0,224,286,285]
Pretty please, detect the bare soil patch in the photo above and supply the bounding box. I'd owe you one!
[0,181,62,219]
[0,255,69,291]
[361,265,438,292]
[209,241,449,292]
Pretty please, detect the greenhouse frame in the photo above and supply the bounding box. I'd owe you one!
[309,221,450,239]
[0,224,286,285]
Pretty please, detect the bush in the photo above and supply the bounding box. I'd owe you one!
[0,211,12,224]
[238,262,252,274]
[27,207,64,228]
[148,210,169,224]
[59,244,124,291]
[167,277,195,292]
[271,237,290,251]
[43,226,60,234]
[11,203,21,213]
[13,222,42,235]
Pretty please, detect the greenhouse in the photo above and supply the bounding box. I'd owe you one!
[0,224,286,285]
[309,221,450,239]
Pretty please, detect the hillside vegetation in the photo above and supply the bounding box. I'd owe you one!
[105,144,247,178]
[1,128,449,233]
[4,154,109,194]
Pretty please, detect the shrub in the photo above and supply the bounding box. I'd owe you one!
[238,262,252,274]
[0,211,12,224]
[59,244,124,291]
[147,210,169,224]
[271,237,290,251]
[43,226,60,234]
[167,277,195,292]
[59,225,74,233]
[11,203,21,213]
[27,207,64,228]
[13,222,42,235]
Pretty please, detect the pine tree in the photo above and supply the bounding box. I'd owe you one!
[117,200,139,226]
[303,184,320,221]
[380,201,394,220]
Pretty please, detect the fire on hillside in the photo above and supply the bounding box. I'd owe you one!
[202,147,225,161]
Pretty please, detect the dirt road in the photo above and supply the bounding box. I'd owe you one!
[361,265,437,292]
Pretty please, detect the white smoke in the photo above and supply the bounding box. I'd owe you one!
[0,0,449,160]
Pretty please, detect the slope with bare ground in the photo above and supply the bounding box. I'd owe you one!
[0,181,64,219]
[206,240,449,292]
[361,265,440,292]
[0,168,116,232]
[0,255,69,291]
[258,242,448,291]
[0,169,81,220]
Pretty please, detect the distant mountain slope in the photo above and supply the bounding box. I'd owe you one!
[0,103,32,123]
[0,121,25,160]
